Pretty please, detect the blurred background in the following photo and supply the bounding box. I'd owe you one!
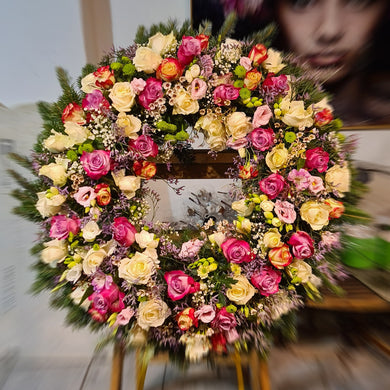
[1,1,389,389]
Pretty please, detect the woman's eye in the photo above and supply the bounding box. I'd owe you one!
[286,0,318,10]
[344,0,375,11]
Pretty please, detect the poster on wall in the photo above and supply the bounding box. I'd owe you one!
[191,0,390,129]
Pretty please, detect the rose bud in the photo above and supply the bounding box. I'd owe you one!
[196,34,209,50]
[248,43,268,67]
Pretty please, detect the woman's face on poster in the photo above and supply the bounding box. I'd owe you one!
[276,0,387,84]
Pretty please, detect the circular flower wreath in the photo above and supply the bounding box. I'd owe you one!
[15,21,360,363]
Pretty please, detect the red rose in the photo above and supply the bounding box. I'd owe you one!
[221,238,254,263]
[314,108,333,126]
[133,160,157,179]
[196,34,209,50]
[259,173,286,199]
[213,84,240,106]
[248,43,268,66]
[248,127,275,151]
[177,36,201,65]
[80,150,112,180]
[251,266,282,296]
[238,163,258,179]
[287,231,314,259]
[176,307,198,331]
[138,77,163,110]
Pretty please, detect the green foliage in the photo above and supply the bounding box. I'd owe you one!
[246,22,278,47]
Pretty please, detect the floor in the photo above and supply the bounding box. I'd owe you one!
[2,310,389,390]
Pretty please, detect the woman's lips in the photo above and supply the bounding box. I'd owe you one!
[306,53,345,68]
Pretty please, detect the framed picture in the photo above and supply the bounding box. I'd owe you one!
[191,0,390,129]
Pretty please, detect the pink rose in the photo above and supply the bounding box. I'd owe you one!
[288,231,314,259]
[259,173,287,200]
[211,307,237,331]
[221,238,253,264]
[112,217,137,247]
[239,56,252,71]
[252,105,273,128]
[138,77,163,110]
[128,134,158,158]
[130,78,146,94]
[164,270,200,301]
[287,169,311,191]
[73,186,97,207]
[274,200,296,224]
[178,239,204,259]
[190,78,208,100]
[177,36,201,65]
[80,150,112,180]
[304,147,329,173]
[213,84,239,106]
[251,266,281,296]
[82,89,110,111]
[114,307,135,327]
[194,304,216,323]
[262,74,289,97]
[91,272,113,292]
[50,215,80,240]
[248,127,275,151]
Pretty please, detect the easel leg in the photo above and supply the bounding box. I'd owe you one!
[249,350,271,390]
[136,349,149,390]
[110,341,125,390]
[233,350,245,390]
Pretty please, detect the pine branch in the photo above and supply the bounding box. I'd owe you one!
[7,152,34,171]
[218,12,237,42]
[6,169,37,192]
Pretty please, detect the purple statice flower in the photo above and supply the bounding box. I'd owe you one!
[200,54,214,78]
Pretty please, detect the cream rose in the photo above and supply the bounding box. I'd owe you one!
[148,31,177,56]
[325,164,350,197]
[206,135,227,152]
[260,200,275,212]
[225,111,252,139]
[185,64,201,83]
[300,201,331,230]
[208,232,226,247]
[180,334,211,362]
[263,228,282,248]
[112,169,141,199]
[262,48,286,73]
[41,239,68,264]
[235,217,251,234]
[135,230,159,249]
[278,98,314,129]
[82,220,102,242]
[65,263,82,283]
[36,191,66,217]
[133,46,162,74]
[137,299,170,330]
[172,90,199,115]
[287,259,313,284]
[64,122,91,145]
[39,158,69,186]
[231,198,255,217]
[43,130,73,152]
[109,82,136,112]
[118,252,156,284]
[266,144,289,172]
[70,283,91,310]
[195,113,226,138]
[82,247,107,275]
[81,73,98,93]
[115,112,141,139]
[226,275,256,305]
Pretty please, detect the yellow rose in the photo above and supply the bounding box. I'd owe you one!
[118,252,155,284]
[41,239,68,264]
[262,48,286,73]
[225,111,252,139]
[35,191,66,217]
[287,259,312,284]
[266,144,289,172]
[109,82,136,112]
[137,299,170,330]
[208,232,226,247]
[112,169,141,199]
[80,73,97,93]
[64,122,91,145]
[300,200,331,230]
[325,164,350,197]
[226,275,256,305]
[82,247,107,275]
[115,112,141,139]
[148,31,177,56]
[43,130,73,152]
[133,46,162,74]
[231,198,255,217]
[263,228,282,248]
[172,90,199,115]
[278,98,314,129]
[39,158,69,186]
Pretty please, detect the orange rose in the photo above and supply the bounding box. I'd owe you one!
[95,183,111,206]
[268,244,293,269]
[156,58,183,81]
[133,160,157,179]
[324,198,345,219]
[93,65,115,89]
[244,69,262,90]
[248,43,268,67]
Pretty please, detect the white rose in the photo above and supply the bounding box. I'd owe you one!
[43,130,73,152]
[172,90,199,115]
[41,239,68,264]
[148,31,177,56]
[278,98,314,129]
[109,82,136,112]
[231,198,255,217]
[64,122,91,145]
[118,252,155,284]
[82,220,102,242]
[262,48,286,74]
[143,247,159,265]
[112,169,141,199]
[195,113,226,138]
[205,135,227,152]
[81,73,98,93]
[36,191,66,217]
[137,299,170,330]
[133,46,162,74]
[135,230,159,249]
[70,283,90,310]
[82,247,107,275]
[287,259,312,284]
[226,275,256,305]
[115,112,141,139]
[66,263,82,283]
[225,112,252,139]
[325,164,350,197]
[39,158,69,187]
